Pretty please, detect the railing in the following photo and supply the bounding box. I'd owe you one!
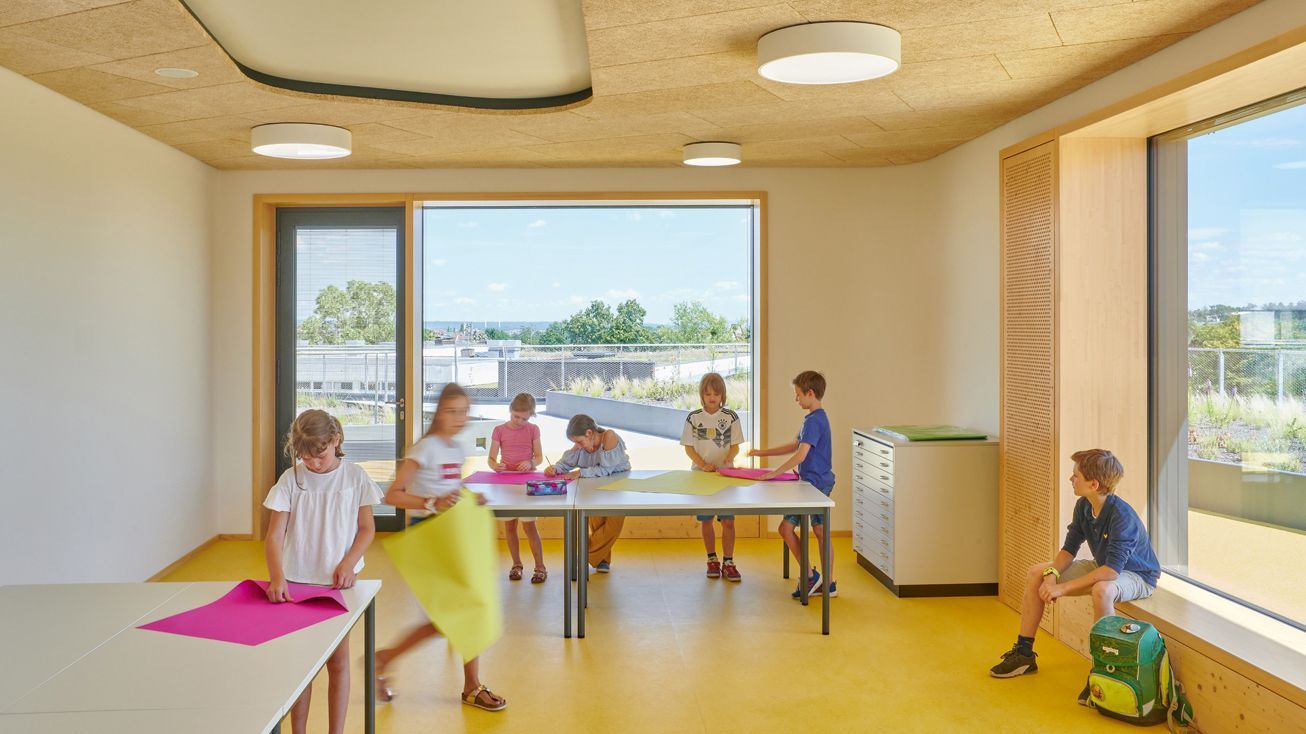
[1189,347,1306,400]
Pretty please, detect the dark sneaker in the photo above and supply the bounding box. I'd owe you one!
[810,579,837,598]
[1077,682,1092,707]
[989,645,1038,678]
[791,569,819,599]
[722,561,742,582]
[706,560,722,578]
[596,560,611,573]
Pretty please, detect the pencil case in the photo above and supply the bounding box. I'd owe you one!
[526,479,568,496]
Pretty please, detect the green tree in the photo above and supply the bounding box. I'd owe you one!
[669,301,730,343]
[563,301,616,344]
[610,299,649,343]
[297,280,396,345]
[485,327,510,340]
[1189,314,1241,348]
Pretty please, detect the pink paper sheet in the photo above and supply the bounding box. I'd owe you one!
[718,467,800,481]
[138,580,348,646]
[462,470,554,485]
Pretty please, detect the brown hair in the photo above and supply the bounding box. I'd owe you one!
[1071,449,1124,495]
[792,370,827,399]
[699,372,727,406]
[284,409,345,461]
[509,392,537,415]
[566,414,604,439]
[426,382,470,436]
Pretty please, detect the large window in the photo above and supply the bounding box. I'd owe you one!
[1152,93,1306,628]
[420,202,759,473]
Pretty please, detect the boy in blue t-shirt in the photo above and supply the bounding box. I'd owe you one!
[990,448,1160,683]
[750,370,837,599]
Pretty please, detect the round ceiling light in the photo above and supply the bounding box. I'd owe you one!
[154,67,199,78]
[683,141,741,167]
[757,21,901,84]
[250,123,352,160]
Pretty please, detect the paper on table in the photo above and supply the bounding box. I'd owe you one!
[597,470,748,495]
[137,580,348,646]
[383,489,502,661]
[718,467,799,481]
[462,470,553,485]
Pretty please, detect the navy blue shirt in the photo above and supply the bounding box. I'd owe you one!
[1062,495,1160,587]
[796,408,835,492]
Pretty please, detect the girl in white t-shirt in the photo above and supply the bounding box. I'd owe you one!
[264,409,382,734]
[375,383,507,712]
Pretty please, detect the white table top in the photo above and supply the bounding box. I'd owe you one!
[0,580,380,733]
[574,470,836,512]
[464,478,577,513]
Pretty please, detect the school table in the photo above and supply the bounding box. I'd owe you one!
[573,470,836,637]
[463,477,579,638]
[0,580,381,734]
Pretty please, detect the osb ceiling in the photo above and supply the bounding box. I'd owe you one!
[0,0,1262,169]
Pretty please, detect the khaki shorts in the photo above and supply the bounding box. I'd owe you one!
[1062,560,1155,603]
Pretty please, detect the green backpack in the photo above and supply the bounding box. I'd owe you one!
[1085,615,1197,732]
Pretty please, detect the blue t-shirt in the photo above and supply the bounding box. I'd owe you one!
[796,408,835,492]
[1062,495,1160,587]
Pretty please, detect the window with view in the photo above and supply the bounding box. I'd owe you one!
[1151,93,1306,628]
[419,203,758,475]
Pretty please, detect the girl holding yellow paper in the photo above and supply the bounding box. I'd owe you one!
[376,383,507,712]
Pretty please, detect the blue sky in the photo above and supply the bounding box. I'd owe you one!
[1188,101,1306,309]
[421,206,754,324]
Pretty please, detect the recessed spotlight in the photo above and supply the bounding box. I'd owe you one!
[758,22,900,85]
[684,141,742,167]
[154,67,199,79]
[251,123,352,160]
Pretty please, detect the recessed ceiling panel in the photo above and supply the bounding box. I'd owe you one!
[180,0,592,110]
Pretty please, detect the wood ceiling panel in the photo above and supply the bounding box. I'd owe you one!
[0,0,1263,168]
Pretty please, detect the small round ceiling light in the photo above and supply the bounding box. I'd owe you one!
[250,123,352,160]
[154,67,199,79]
[757,21,900,84]
[683,141,741,167]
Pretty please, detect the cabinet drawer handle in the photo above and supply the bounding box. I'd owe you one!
[880,513,889,521]
[879,462,890,468]
[879,475,890,482]
[879,539,889,546]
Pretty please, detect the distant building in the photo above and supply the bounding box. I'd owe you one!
[1240,309,1306,346]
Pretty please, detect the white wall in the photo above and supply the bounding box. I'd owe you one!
[0,66,215,584]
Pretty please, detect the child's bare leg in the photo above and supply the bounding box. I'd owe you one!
[721,518,736,558]
[505,519,522,568]
[813,524,833,583]
[701,520,716,554]
[289,682,312,734]
[376,623,439,670]
[1018,562,1050,638]
[462,656,506,707]
[1092,580,1119,620]
[778,520,803,565]
[325,636,350,734]
[523,521,545,571]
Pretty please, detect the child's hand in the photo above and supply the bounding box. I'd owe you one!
[474,492,489,506]
[435,493,461,512]
[544,465,557,477]
[746,448,760,457]
[758,471,779,481]
[701,463,718,472]
[332,563,357,589]
[488,458,502,472]
[515,460,533,472]
[566,469,582,481]
[266,578,294,603]
[1038,581,1066,604]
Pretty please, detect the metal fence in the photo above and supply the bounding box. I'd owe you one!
[1189,348,1306,400]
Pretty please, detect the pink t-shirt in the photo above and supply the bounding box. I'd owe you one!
[492,422,540,468]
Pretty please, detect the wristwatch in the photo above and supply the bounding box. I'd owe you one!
[1042,567,1061,579]
[423,497,439,515]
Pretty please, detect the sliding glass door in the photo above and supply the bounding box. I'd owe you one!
[276,207,406,530]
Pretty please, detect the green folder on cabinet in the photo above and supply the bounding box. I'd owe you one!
[873,425,989,441]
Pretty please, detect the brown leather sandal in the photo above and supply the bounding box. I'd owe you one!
[531,568,548,584]
[508,564,523,581]
[462,685,507,711]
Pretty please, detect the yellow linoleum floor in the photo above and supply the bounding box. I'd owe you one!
[162,538,1135,733]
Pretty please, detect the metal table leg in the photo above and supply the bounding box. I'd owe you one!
[822,507,831,635]
[783,540,790,579]
[564,510,572,638]
[365,597,376,734]
[800,514,810,605]
[578,510,588,638]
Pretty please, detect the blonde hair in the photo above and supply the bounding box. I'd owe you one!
[509,392,537,415]
[1071,449,1124,495]
[426,382,469,436]
[284,409,345,461]
[699,372,727,407]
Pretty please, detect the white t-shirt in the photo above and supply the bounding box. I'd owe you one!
[406,434,465,509]
[680,407,745,467]
[263,461,383,586]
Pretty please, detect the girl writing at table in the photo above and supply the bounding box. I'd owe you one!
[545,414,631,572]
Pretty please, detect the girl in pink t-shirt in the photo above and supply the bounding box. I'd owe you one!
[488,392,547,582]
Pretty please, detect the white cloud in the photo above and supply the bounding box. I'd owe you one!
[1273,160,1306,169]
[657,211,677,218]
[528,219,547,228]
[568,295,586,305]
[734,294,750,302]
[1191,252,1211,263]
[714,280,741,291]
[457,221,480,229]
[1188,227,1229,240]
[1189,241,1223,253]
[1228,137,1302,149]
[454,297,475,305]
[551,282,561,288]
[605,289,639,300]
[487,282,508,292]
[430,258,448,266]
[626,212,643,222]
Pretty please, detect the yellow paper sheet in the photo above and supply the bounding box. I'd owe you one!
[383,490,501,661]
[596,470,753,495]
